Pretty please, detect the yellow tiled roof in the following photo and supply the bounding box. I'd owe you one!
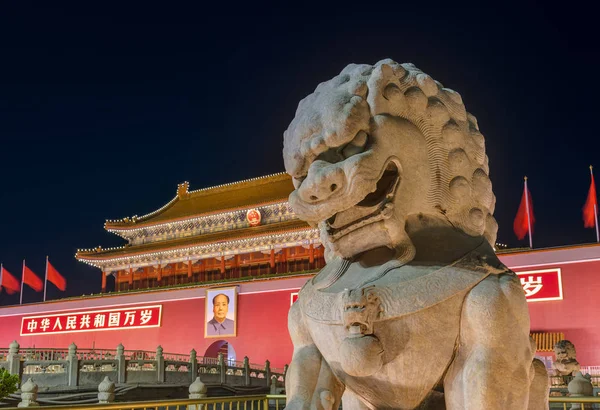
[105,173,294,229]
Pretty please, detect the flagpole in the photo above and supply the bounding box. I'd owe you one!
[20,260,24,305]
[43,256,48,302]
[524,176,533,249]
[591,166,599,243]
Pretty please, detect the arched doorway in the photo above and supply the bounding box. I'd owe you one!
[205,340,237,365]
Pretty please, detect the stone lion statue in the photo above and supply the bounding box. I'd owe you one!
[553,340,580,376]
[283,59,549,409]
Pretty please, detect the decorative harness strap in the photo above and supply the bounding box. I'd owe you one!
[300,244,509,324]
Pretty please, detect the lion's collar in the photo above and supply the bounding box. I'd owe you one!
[313,240,504,291]
[300,243,509,324]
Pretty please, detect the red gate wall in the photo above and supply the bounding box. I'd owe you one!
[0,277,307,369]
[525,262,600,365]
[2,245,600,369]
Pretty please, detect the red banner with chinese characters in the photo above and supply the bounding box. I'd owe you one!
[515,268,563,302]
[20,305,162,336]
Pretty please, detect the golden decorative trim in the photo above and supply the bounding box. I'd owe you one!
[530,331,564,352]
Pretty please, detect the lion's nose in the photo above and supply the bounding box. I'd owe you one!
[297,162,344,203]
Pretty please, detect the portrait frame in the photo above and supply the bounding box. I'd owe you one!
[204,286,237,338]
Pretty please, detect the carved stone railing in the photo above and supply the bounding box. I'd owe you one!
[549,374,600,388]
[0,341,286,390]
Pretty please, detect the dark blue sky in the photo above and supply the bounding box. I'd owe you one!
[0,4,598,303]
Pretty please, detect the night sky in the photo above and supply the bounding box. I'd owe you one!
[0,4,598,304]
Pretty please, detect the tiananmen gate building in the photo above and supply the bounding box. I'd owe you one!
[0,173,599,371]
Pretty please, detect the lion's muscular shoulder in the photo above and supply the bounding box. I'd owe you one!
[288,297,313,347]
[461,272,531,352]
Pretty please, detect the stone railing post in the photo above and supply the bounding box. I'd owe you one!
[190,349,198,383]
[264,359,271,386]
[67,342,79,387]
[7,340,22,382]
[270,376,278,394]
[188,377,207,410]
[156,345,164,383]
[18,378,38,407]
[116,344,126,384]
[243,356,250,386]
[98,376,115,404]
[218,352,225,384]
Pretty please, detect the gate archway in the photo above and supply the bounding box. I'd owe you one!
[204,340,237,365]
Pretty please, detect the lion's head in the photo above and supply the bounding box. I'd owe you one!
[554,340,577,361]
[283,59,497,261]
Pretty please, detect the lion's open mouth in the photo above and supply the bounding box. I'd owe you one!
[326,162,400,241]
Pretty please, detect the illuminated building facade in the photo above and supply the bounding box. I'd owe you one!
[76,173,325,293]
[0,173,599,372]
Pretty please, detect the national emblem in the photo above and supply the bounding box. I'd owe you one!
[246,209,261,226]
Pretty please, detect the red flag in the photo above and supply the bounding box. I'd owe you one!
[583,172,597,228]
[1,267,20,295]
[514,182,535,240]
[23,264,43,292]
[47,261,67,291]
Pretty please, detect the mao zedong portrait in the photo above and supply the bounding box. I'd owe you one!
[207,293,235,336]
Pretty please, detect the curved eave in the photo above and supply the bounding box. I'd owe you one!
[106,199,290,233]
[104,195,179,230]
[77,220,316,267]
[103,173,294,232]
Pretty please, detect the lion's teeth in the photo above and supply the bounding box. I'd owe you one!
[330,203,394,240]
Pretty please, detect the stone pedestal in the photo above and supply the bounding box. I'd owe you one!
[18,379,39,408]
[567,371,593,409]
[98,377,115,404]
[187,376,207,410]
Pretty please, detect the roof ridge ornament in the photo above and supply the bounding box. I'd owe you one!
[177,181,190,199]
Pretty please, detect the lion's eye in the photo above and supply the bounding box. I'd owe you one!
[341,131,368,159]
[316,148,344,164]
